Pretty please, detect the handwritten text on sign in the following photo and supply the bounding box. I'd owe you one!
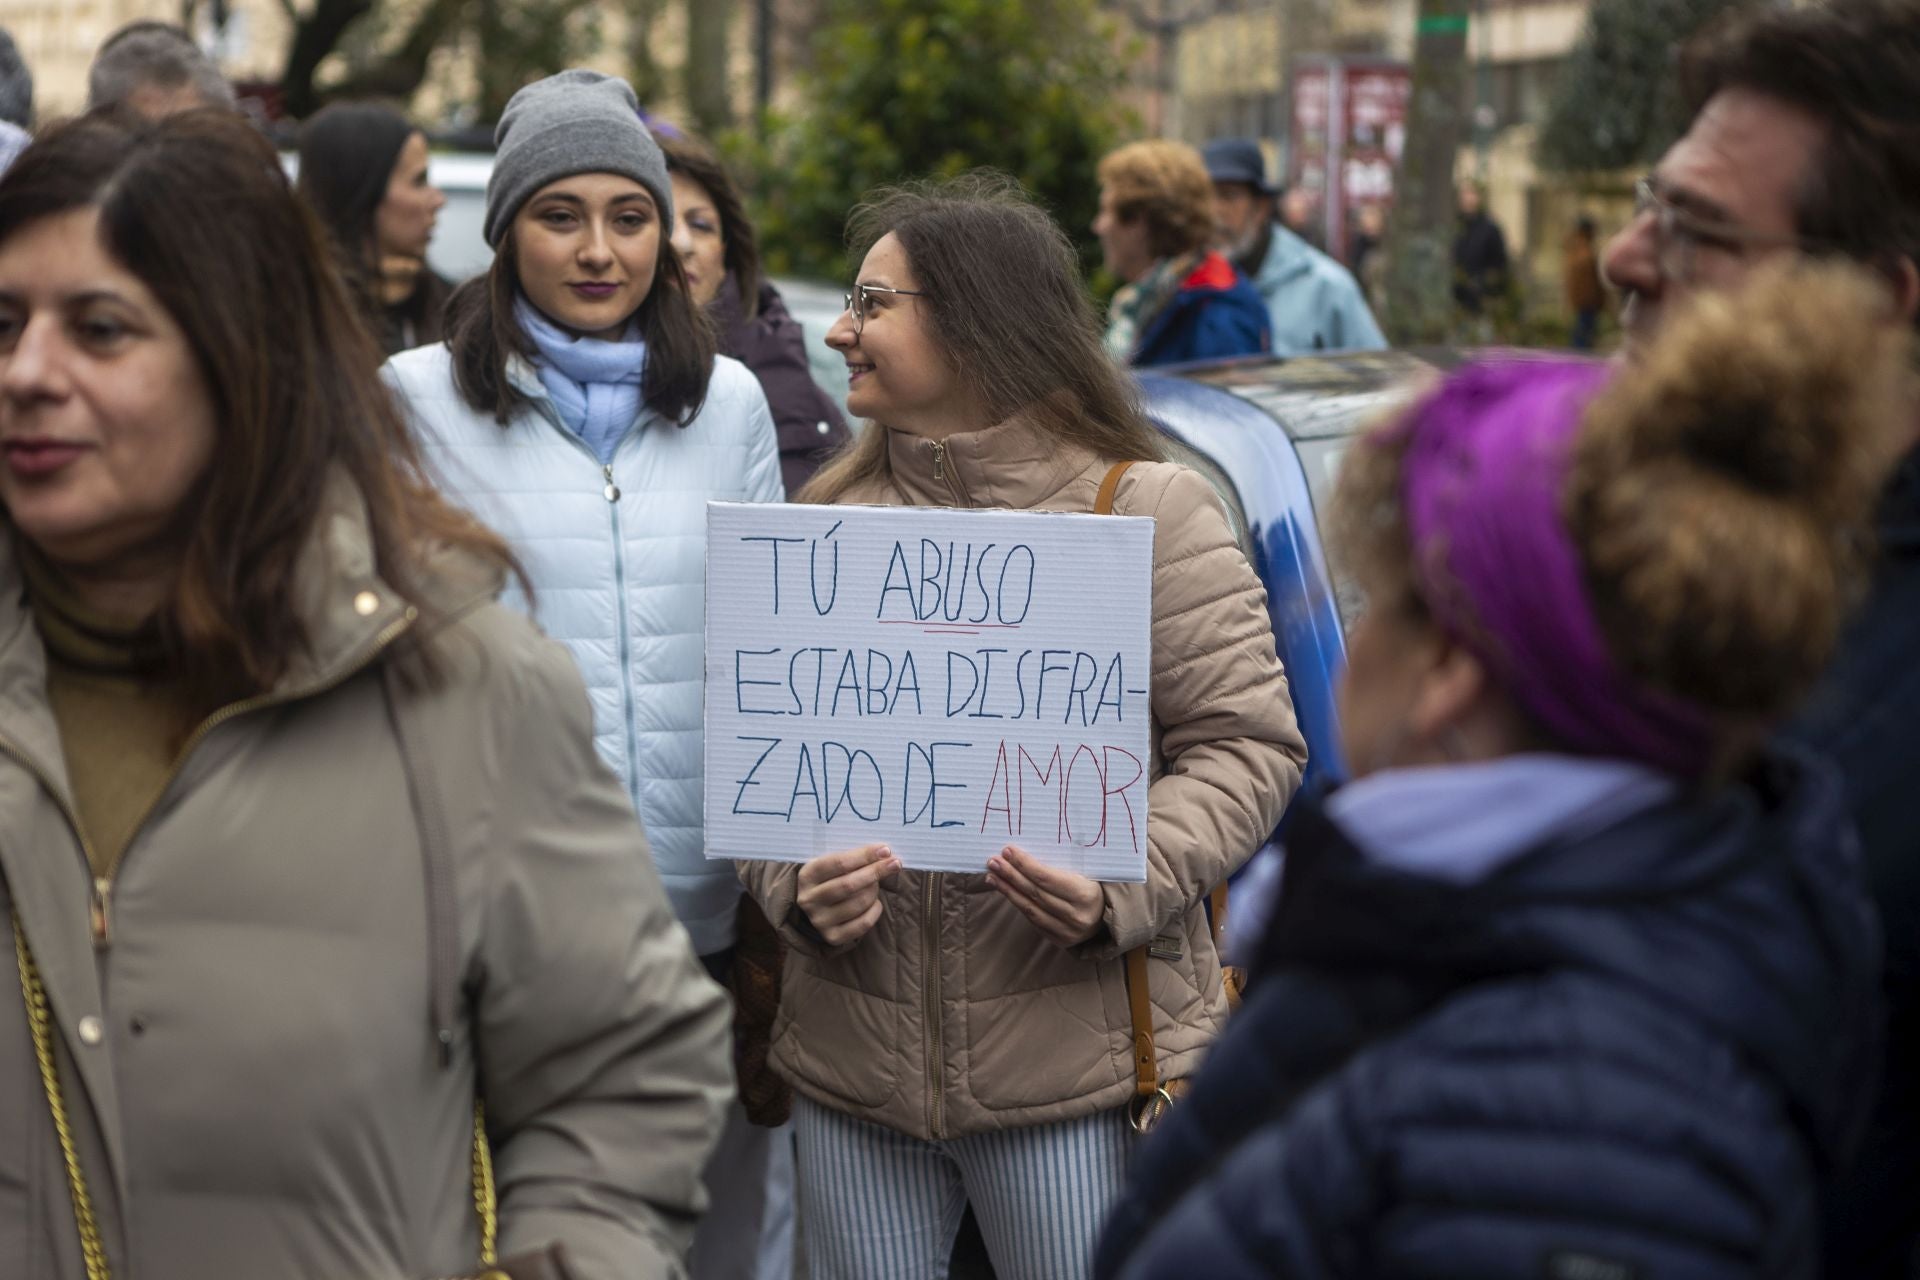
[704,502,1153,882]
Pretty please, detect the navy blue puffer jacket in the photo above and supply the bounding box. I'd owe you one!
[1094,749,1880,1280]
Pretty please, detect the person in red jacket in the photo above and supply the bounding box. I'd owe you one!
[1093,140,1271,368]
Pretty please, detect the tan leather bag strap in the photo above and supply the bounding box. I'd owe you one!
[1096,461,1169,1102]
[1094,459,1134,518]
[1095,461,1235,1110]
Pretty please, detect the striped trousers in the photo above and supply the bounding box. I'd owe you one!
[793,1094,1134,1280]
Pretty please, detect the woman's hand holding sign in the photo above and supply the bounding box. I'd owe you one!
[988,846,1107,947]
[797,844,902,946]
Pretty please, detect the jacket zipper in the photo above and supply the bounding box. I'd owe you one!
[928,440,969,507]
[921,438,968,1139]
[924,872,943,1138]
[603,463,644,806]
[527,392,647,810]
[1,608,418,949]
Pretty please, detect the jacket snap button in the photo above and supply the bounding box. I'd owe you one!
[353,590,380,617]
[77,1016,103,1046]
[816,420,831,435]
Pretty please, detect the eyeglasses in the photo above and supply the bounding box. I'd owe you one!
[1631,177,1816,284]
[842,283,927,336]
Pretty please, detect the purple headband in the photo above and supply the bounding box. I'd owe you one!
[1397,357,1717,776]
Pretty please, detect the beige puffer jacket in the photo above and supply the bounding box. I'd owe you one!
[0,479,733,1280]
[738,418,1307,1140]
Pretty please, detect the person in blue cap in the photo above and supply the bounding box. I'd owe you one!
[1202,138,1386,356]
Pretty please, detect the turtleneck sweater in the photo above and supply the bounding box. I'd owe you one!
[20,546,193,877]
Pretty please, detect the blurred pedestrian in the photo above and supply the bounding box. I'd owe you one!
[1202,138,1384,356]
[1094,140,1271,367]
[0,108,731,1280]
[1096,262,1905,1280]
[1564,214,1603,349]
[1347,202,1388,307]
[0,26,30,175]
[382,69,785,1280]
[1278,187,1326,253]
[1601,3,1920,1272]
[740,173,1307,1280]
[1452,181,1509,316]
[297,101,451,356]
[661,133,849,492]
[86,21,234,118]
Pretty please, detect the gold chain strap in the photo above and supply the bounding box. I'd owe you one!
[472,1101,497,1266]
[12,910,498,1277]
[13,913,111,1280]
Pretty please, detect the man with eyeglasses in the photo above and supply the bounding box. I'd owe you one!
[1604,3,1920,1274]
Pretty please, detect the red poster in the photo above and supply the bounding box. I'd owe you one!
[1290,58,1411,265]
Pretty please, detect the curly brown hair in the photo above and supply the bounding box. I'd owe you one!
[1097,140,1217,262]
[1333,261,1913,762]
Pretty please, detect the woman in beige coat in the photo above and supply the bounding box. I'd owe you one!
[0,111,731,1280]
[737,175,1307,1280]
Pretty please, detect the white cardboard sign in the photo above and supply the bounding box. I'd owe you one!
[704,501,1154,882]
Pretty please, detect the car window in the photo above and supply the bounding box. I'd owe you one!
[1159,435,1255,567]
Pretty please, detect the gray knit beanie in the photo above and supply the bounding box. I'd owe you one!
[484,70,671,248]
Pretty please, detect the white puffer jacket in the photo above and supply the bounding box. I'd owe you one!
[385,344,785,955]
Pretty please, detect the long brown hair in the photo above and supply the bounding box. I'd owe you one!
[443,186,715,426]
[801,173,1168,504]
[659,133,762,320]
[0,109,521,710]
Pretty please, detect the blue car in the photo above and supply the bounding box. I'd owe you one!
[1138,350,1453,792]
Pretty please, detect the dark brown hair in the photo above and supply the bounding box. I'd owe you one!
[659,133,762,320]
[800,172,1169,504]
[1333,262,1911,765]
[0,109,521,710]
[1096,140,1216,261]
[443,181,715,426]
[295,101,418,320]
[1682,0,1920,329]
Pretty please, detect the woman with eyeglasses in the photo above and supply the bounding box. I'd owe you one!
[382,71,787,1275]
[736,174,1308,1280]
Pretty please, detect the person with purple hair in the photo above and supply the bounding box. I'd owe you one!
[1093,261,1912,1280]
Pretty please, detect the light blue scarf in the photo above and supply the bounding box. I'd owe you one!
[1226,755,1677,967]
[515,296,649,465]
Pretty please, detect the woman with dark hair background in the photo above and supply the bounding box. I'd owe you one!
[297,100,451,355]
[661,134,849,493]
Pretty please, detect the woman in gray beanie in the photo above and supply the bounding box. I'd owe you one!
[383,69,788,1280]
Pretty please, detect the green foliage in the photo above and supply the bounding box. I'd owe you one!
[726,0,1135,282]
[1536,0,1758,174]
[473,0,604,120]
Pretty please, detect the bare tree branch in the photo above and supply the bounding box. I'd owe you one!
[326,0,471,101]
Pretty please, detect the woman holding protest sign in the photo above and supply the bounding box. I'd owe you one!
[736,173,1308,1280]
[381,70,789,1280]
